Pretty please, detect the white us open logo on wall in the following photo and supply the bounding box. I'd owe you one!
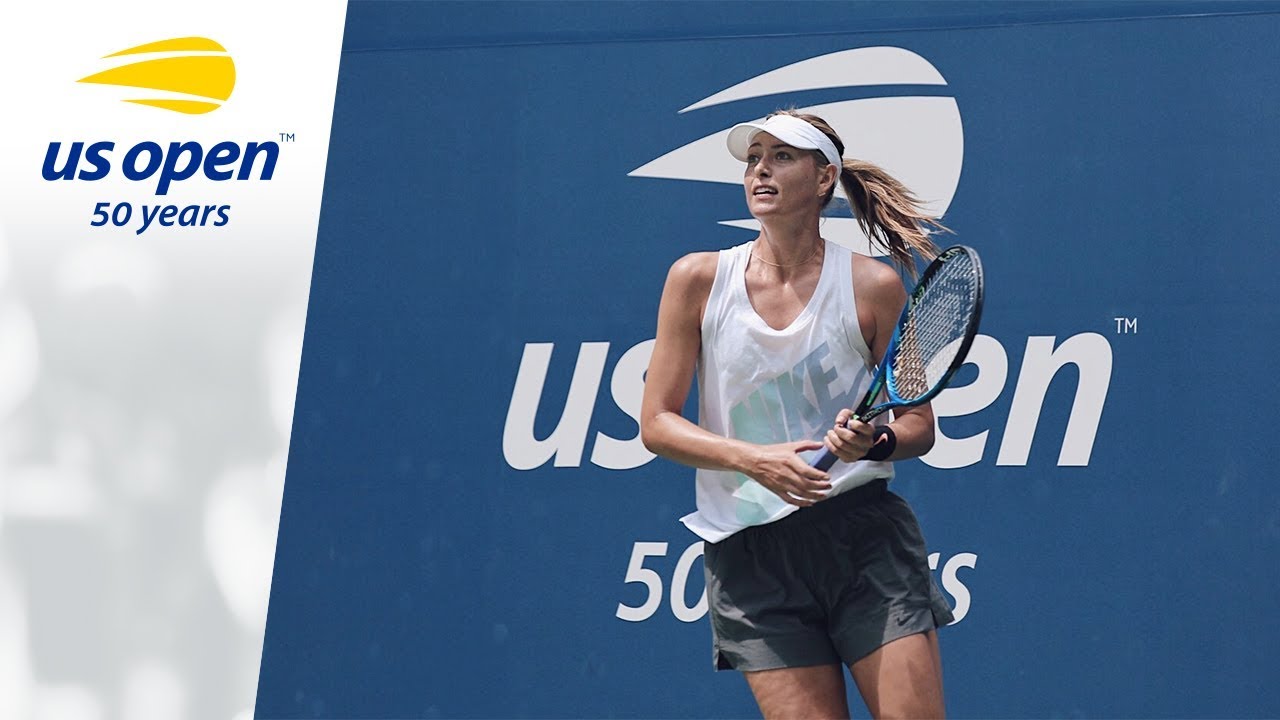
[502,48,1113,625]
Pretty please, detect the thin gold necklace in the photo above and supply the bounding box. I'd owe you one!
[752,242,823,268]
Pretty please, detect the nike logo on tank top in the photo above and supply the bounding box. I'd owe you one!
[681,240,893,543]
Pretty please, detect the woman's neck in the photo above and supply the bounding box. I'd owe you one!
[754,217,824,270]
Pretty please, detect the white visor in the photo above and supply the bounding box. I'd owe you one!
[726,114,842,170]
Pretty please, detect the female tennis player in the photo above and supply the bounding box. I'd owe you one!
[640,111,955,719]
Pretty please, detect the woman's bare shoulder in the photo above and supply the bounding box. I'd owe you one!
[665,251,719,294]
[850,253,907,306]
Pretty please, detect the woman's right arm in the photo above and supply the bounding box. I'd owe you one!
[640,253,832,506]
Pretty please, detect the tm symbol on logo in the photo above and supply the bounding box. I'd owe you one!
[279,132,296,143]
[1113,317,1138,335]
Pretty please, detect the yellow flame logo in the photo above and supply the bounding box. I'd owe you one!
[78,37,235,115]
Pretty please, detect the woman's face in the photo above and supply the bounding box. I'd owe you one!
[742,132,834,220]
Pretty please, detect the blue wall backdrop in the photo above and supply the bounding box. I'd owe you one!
[257,2,1280,717]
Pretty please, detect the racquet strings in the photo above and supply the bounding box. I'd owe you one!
[891,250,981,400]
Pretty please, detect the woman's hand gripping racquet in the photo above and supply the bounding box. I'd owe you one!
[812,245,985,472]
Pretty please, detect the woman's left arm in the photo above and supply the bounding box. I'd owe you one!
[824,255,936,463]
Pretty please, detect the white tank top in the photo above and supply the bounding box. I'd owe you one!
[680,240,893,543]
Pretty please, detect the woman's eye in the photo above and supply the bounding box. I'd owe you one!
[776,151,792,160]
[746,155,759,164]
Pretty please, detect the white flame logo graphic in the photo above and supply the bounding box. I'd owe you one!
[630,47,964,256]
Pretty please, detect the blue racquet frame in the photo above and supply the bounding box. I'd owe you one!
[811,245,984,471]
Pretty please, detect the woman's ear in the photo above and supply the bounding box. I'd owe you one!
[819,164,838,196]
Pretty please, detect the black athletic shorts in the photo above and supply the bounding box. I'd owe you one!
[703,479,954,671]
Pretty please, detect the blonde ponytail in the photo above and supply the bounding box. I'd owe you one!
[838,159,945,275]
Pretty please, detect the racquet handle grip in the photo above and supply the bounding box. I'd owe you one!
[808,411,881,471]
[811,448,839,472]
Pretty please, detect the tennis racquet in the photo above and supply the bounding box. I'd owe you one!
[811,244,985,471]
